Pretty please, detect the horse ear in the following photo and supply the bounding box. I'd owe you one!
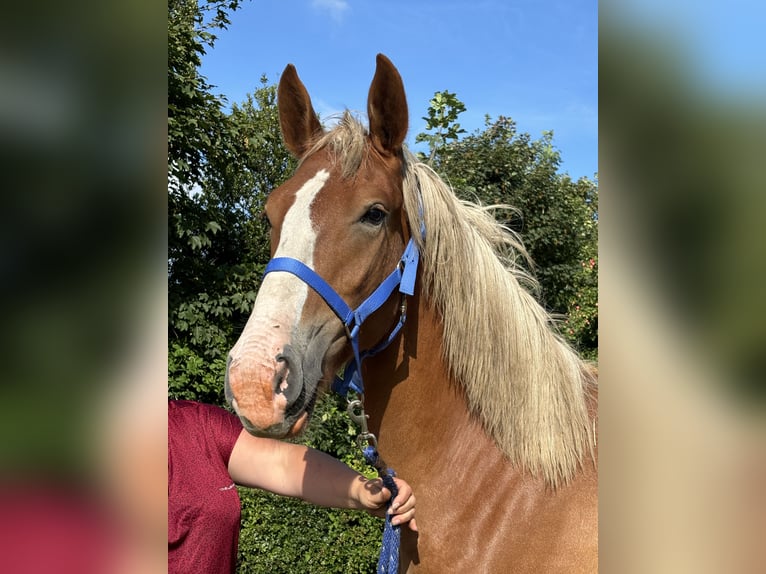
[278,64,323,157]
[367,54,408,156]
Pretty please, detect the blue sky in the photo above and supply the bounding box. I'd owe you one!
[200,0,597,180]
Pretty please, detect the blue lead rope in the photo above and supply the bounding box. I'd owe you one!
[363,445,401,574]
[347,401,401,573]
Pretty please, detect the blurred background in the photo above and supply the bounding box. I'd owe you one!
[600,0,765,571]
[0,0,763,572]
[1,0,166,572]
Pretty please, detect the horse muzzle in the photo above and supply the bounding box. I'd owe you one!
[224,345,315,438]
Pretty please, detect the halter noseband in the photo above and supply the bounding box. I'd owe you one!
[262,237,420,396]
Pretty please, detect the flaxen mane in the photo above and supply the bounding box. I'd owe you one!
[308,112,596,487]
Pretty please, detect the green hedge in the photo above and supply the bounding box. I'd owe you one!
[236,393,385,573]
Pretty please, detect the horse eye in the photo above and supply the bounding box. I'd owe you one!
[360,206,387,226]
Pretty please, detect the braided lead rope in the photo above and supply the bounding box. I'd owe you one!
[347,401,401,573]
[363,445,401,574]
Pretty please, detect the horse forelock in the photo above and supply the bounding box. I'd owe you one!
[299,111,371,179]
[297,111,596,487]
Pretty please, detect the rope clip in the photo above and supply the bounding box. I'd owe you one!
[347,398,378,450]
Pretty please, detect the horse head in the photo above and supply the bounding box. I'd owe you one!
[225,54,411,438]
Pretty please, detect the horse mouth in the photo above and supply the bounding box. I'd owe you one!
[288,380,322,436]
[287,406,311,435]
[285,378,317,422]
[235,382,319,439]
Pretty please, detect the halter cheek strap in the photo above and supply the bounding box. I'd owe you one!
[262,237,420,396]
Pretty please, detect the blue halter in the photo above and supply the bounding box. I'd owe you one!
[262,237,420,396]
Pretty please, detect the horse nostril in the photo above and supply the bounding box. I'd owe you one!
[274,349,302,405]
[275,357,289,390]
[274,354,291,392]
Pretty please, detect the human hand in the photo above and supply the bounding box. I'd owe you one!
[357,476,418,531]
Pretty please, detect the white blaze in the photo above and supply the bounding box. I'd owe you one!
[275,168,329,260]
[229,169,328,362]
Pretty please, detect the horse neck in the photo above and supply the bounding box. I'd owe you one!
[361,287,598,485]
[361,289,487,471]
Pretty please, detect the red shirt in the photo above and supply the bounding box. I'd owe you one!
[168,400,243,574]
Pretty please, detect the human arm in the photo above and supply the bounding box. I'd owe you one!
[228,429,417,530]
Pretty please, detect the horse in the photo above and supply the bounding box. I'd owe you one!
[224,54,598,573]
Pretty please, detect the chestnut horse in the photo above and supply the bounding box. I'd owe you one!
[225,54,598,573]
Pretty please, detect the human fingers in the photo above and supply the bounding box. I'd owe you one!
[387,478,416,529]
[359,477,390,514]
[390,506,417,530]
[388,477,415,514]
